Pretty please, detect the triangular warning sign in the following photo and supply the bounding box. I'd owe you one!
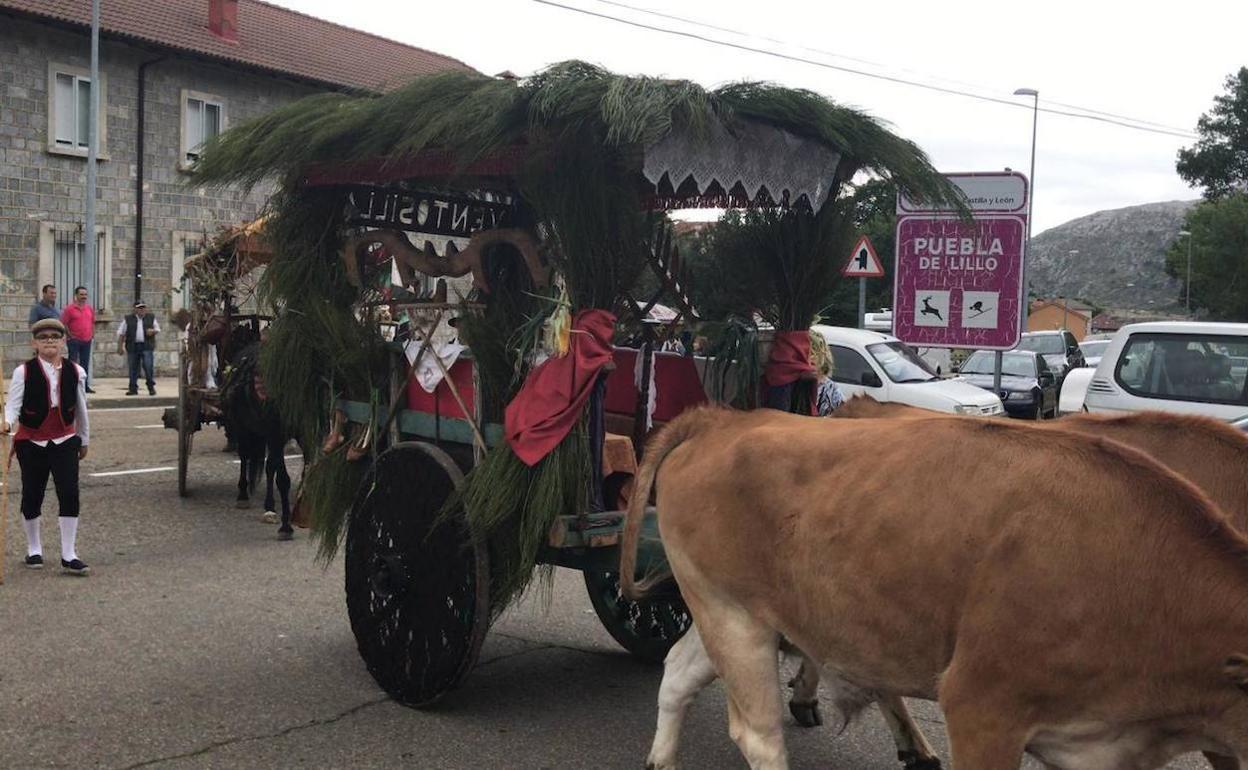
[842,235,885,277]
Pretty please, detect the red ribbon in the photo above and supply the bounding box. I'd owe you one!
[763,331,817,416]
[764,331,815,387]
[504,309,616,466]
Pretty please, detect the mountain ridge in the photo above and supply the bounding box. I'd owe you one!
[1026,199,1197,312]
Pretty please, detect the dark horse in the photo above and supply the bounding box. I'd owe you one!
[221,340,295,540]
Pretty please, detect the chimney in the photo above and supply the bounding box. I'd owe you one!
[208,0,239,42]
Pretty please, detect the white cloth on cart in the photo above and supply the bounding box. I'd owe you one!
[633,350,658,431]
[405,338,466,393]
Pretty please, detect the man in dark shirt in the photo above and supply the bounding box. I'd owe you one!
[28,284,59,326]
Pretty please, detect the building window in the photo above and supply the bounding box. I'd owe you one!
[171,232,206,313]
[47,63,108,158]
[182,90,224,165]
[39,224,112,313]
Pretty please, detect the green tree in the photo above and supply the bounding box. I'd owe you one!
[1165,194,1248,319]
[1176,67,1248,199]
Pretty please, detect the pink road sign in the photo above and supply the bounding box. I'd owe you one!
[892,172,1028,350]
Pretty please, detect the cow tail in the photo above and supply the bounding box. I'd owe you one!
[619,407,717,601]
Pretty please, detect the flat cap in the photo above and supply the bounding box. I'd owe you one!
[31,318,67,336]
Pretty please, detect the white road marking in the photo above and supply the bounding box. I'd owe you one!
[231,455,303,464]
[90,466,175,477]
[90,406,167,412]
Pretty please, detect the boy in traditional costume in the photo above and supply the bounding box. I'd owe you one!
[2,318,91,575]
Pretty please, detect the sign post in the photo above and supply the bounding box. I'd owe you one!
[893,172,1029,398]
[842,235,885,329]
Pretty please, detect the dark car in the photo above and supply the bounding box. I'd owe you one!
[956,350,1059,419]
[1016,330,1085,380]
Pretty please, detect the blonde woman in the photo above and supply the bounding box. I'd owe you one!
[810,329,845,416]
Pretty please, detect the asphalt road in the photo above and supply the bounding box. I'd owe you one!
[0,407,1209,769]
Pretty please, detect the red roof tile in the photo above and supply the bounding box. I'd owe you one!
[0,0,475,91]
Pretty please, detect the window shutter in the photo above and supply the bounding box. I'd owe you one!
[185,98,203,159]
[76,78,92,147]
[54,73,75,145]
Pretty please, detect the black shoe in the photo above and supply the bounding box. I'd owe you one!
[148,386,156,396]
[85,387,96,394]
[24,554,43,569]
[126,390,138,396]
[61,558,89,576]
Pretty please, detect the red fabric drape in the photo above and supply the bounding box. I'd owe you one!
[505,309,616,466]
[764,331,815,387]
[764,330,817,416]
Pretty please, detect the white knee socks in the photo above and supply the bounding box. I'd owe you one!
[58,516,78,562]
[22,517,42,557]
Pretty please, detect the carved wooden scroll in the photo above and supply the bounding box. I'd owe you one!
[340,228,548,294]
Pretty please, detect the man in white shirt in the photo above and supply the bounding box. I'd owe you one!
[116,300,160,396]
[2,318,90,575]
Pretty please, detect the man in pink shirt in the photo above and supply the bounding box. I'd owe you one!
[60,285,96,394]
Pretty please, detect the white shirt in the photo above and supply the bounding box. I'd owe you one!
[117,315,160,344]
[5,358,90,446]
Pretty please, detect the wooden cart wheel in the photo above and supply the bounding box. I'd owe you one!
[345,442,490,707]
[584,571,692,663]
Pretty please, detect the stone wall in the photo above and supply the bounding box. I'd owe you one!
[0,16,318,375]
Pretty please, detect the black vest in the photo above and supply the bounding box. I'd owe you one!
[123,313,157,351]
[18,358,78,429]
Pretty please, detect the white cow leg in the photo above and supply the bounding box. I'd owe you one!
[696,607,789,770]
[646,626,719,770]
[877,695,942,769]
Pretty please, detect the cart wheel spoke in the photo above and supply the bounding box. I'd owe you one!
[584,571,692,663]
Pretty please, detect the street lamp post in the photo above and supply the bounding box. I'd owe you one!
[1015,87,1039,331]
[1178,229,1193,317]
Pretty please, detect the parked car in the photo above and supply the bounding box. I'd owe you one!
[1077,334,1114,369]
[1073,321,1248,419]
[955,349,1058,419]
[1016,329,1085,380]
[862,311,956,375]
[812,325,1004,415]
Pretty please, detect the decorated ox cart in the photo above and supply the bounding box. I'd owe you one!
[166,219,272,496]
[190,61,960,707]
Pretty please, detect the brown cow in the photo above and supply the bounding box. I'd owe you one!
[621,406,1248,770]
[790,399,1248,769]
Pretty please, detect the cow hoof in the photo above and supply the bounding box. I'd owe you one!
[899,751,942,770]
[789,699,822,727]
[235,500,250,509]
[277,528,294,541]
[262,510,279,524]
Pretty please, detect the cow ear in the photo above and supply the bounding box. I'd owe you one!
[1224,654,1248,693]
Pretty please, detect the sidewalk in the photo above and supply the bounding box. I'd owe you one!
[88,376,179,409]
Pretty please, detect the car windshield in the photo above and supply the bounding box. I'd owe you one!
[961,351,1036,378]
[1016,335,1065,355]
[867,341,938,383]
[1080,340,1110,358]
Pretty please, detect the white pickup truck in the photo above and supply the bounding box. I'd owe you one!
[813,325,1003,415]
[1059,321,1248,419]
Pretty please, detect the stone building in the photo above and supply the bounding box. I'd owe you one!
[0,0,471,373]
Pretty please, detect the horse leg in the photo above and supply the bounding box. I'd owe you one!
[235,436,251,509]
[268,436,293,540]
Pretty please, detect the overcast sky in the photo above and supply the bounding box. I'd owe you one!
[274,0,1243,234]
